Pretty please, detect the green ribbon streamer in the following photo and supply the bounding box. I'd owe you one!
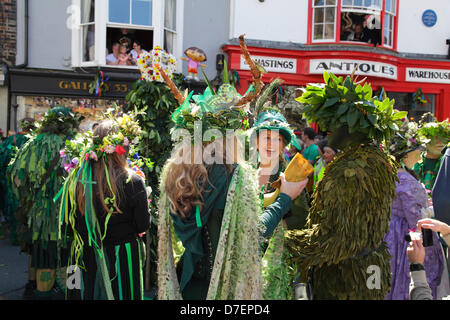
[53,185,65,203]
[125,242,134,300]
[115,245,123,300]
[137,238,144,300]
[195,204,202,228]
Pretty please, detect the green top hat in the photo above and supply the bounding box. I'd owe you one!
[253,109,301,151]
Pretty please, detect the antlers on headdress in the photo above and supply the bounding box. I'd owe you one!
[155,64,185,105]
[235,34,264,106]
[157,34,263,107]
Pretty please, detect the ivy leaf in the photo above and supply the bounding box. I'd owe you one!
[392,111,408,120]
[368,114,377,125]
[347,108,360,128]
[337,103,349,116]
[323,97,339,108]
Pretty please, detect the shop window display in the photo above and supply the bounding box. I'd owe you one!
[386,92,435,122]
[20,96,126,131]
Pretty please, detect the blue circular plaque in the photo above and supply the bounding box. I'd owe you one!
[422,10,437,27]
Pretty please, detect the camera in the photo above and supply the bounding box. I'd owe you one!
[422,228,433,247]
[404,229,433,247]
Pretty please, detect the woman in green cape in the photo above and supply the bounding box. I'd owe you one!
[250,107,310,300]
[156,36,307,300]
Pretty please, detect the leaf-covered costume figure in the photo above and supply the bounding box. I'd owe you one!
[285,144,397,299]
[8,107,81,268]
[286,71,404,299]
[0,133,30,244]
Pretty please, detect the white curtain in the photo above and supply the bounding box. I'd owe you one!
[81,0,95,61]
[164,0,176,31]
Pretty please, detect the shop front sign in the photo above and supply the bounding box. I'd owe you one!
[240,55,297,74]
[309,59,398,80]
[406,67,450,84]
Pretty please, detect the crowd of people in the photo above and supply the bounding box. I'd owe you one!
[0,38,449,301]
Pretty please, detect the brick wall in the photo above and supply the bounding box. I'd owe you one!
[0,0,17,66]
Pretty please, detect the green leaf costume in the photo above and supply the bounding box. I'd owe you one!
[285,145,397,299]
[7,107,81,267]
[0,133,29,244]
[286,71,401,299]
[8,133,67,263]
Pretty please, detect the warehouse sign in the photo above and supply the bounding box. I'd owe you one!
[309,59,398,80]
[240,55,297,74]
[406,67,450,84]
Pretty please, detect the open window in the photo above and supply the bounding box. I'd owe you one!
[72,0,181,68]
[310,0,397,49]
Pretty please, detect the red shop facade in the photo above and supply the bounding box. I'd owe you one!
[222,45,450,122]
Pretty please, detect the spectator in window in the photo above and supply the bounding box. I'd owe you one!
[347,23,369,42]
[106,42,120,65]
[117,44,132,66]
[130,40,148,65]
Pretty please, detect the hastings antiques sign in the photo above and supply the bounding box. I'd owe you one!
[240,55,297,74]
[405,67,450,84]
[309,59,398,80]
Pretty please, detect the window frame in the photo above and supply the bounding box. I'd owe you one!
[311,0,338,43]
[308,0,399,50]
[71,0,184,70]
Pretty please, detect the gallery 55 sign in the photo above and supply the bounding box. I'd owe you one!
[240,55,297,74]
[310,59,398,80]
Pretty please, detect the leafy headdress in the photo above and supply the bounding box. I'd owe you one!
[417,112,450,145]
[156,34,264,143]
[296,70,407,143]
[36,106,83,136]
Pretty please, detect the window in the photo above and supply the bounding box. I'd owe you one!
[387,91,435,122]
[164,0,176,54]
[310,0,397,48]
[72,0,181,68]
[383,0,396,48]
[312,0,337,41]
[108,0,152,26]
